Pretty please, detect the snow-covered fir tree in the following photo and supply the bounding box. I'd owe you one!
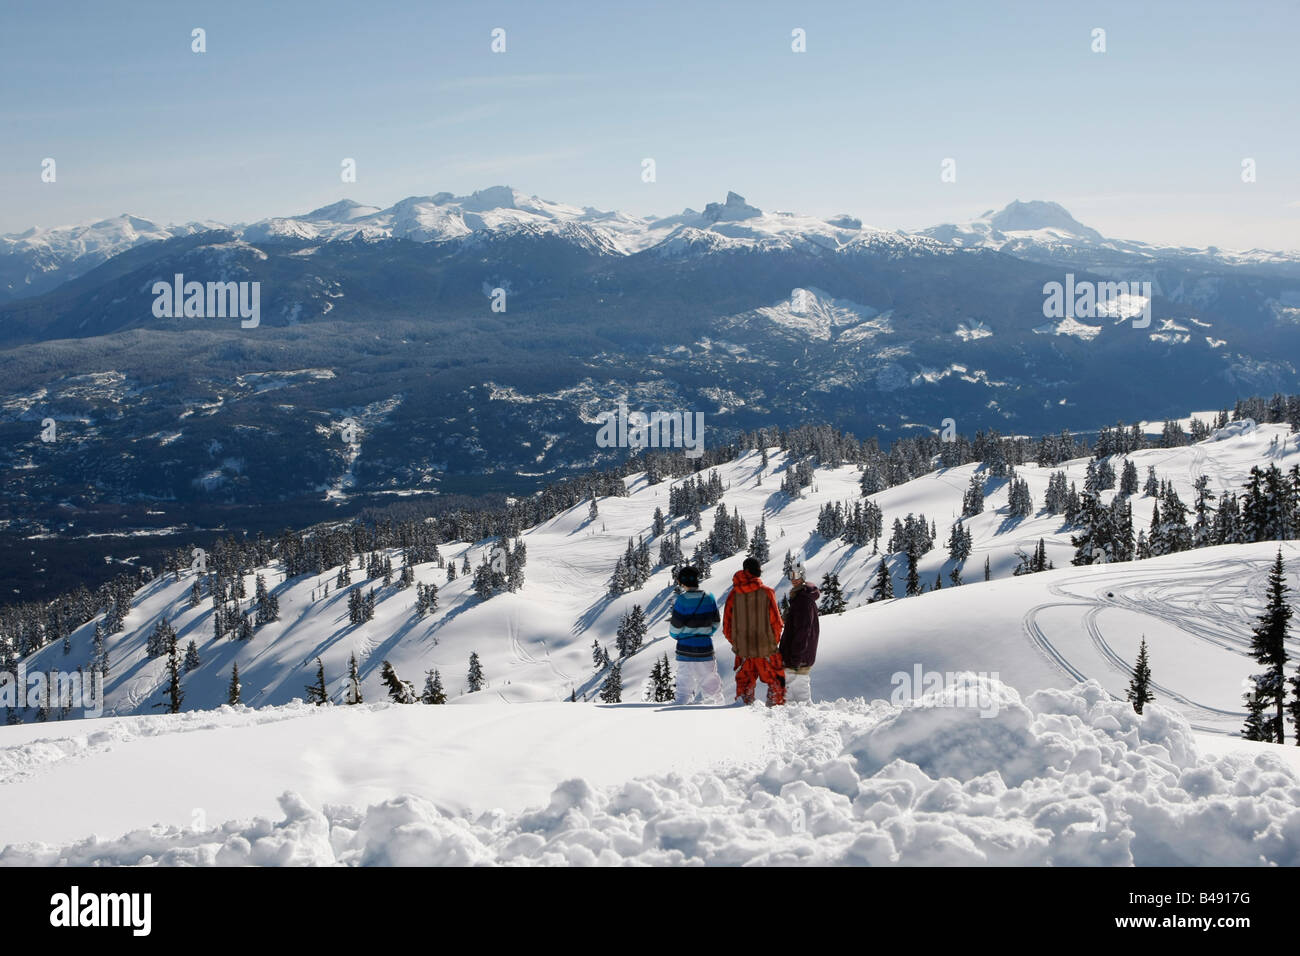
[467,652,485,693]
[599,661,623,703]
[962,474,985,517]
[422,669,447,705]
[305,657,329,705]
[380,660,415,703]
[818,573,846,614]
[615,604,648,657]
[345,652,363,705]
[871,559,894,601]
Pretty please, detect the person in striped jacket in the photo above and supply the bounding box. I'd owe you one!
[668,565,725,705]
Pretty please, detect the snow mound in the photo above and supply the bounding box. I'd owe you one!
[1209,418,1256,441]
[6,679,1298,866]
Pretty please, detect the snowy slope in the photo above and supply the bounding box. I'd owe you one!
[13,418,1300,743]
[4,679,1300,865]
[6,418,1300,864]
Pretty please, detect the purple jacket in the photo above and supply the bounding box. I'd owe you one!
[780,583,821,668]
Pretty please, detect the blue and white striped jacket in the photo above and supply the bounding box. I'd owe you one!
[669,589,720,661]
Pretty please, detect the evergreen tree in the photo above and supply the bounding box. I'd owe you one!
[305,657,329,705]
[380,660,415,703]
[227,662,241,706]
[962,474,985,517]
[615,604,648,657]
[473,557,497,599]
[422,669,447,705]
[1126,637,1155,714]
[648,654,675,702]
[818,573,847,613]
[1071,489,1116,565]
[157,632,184,714]
[591,639,610,669]
[1044,471,1071,514]
[146,617,175,658]
[345,652,363,705]
[608,557,629,597]
[1119,458,1139,497]
[984,555,991,581]
[467,652,485,693]
[1006,476,1033,517]
[92,622,108,679]
[188,581,201,608]
[905,551,921,596]
[599,661,623,703]
[1243,688,1271,742]
[182,639,201,674]
[691,544,711,580]
[254,573,279,625]
[747,517,770,564]
[1245,549,1291,742]
[871,559,894,601]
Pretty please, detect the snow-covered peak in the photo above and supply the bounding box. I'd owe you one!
[637,192,890,257]
[701,190,763,223]
[988,199,1103,241]
[917,200,1300,271]
[296,200,383,223]
[922,199,1105,250]
[0,214,219,299]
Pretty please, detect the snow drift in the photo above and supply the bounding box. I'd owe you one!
[4,677,1298,866]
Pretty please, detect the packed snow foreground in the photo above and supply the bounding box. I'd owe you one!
[4,676,1299,866]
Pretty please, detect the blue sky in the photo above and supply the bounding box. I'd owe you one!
[1,0,1296,248]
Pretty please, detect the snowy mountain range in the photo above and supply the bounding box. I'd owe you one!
[7,190,1297,304]
[3,188,1300,604]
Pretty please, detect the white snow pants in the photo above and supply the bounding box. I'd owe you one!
[785,669,813,703]
[674,658,725,705]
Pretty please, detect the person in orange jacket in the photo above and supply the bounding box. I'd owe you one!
[722,557,786,705]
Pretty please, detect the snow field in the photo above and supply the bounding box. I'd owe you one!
[4,678,1300,866]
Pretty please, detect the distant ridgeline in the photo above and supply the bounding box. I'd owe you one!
[2,393,1299,669]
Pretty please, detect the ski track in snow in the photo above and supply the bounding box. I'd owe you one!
[1021,550,1300,733]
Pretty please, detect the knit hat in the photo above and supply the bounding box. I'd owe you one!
[677,565,700,588]
[742,557,762,577]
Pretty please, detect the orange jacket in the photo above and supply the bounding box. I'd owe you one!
[723,569,783,658]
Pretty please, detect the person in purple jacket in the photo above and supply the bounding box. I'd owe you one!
[780,558,821,703]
